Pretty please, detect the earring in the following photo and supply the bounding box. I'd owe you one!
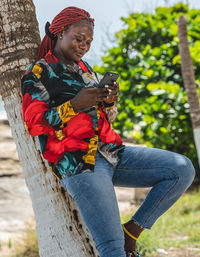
[59,32,63,39]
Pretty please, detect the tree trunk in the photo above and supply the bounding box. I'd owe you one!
[0,0,99,256]
[178,15,200,168]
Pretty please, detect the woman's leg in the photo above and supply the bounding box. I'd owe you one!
[60,152,126,257]
[113,145,195,254]
[113,146,195,229]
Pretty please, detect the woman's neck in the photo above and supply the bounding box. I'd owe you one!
[53,47,75,66]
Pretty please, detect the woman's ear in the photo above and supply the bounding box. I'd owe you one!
[57,32,64,40]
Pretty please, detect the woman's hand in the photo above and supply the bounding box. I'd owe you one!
[103,82,120,104]
[71,86,108,112]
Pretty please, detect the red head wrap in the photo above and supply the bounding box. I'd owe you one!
[36,6,94,60]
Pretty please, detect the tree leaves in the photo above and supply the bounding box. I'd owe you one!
[94,3,200,168]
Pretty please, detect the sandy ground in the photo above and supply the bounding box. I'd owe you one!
[0,121,138,256]
[0,121,34,256]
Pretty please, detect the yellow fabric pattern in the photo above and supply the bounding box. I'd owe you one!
[49,166,60,180]
[32,64,43,79]
[96,105,101,119]
[24,122,29,133]
[82,134,98,165]
[57,100,78,124]
[55,129,66,141]
[86,73,94,80]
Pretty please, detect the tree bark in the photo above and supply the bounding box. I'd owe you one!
[0,0,99,256]
[178,15,200,167]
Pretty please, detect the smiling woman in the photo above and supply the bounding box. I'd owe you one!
[36,7,94,62]
[53,20,93,64]
[21,6,195,257]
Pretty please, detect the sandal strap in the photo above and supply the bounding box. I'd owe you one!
[137,251,141,257]
[126,250,141,257]
[122,224,138,241]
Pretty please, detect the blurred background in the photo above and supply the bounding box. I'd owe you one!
[0,0,200,256]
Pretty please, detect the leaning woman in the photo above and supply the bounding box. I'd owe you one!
[21,6,195,257]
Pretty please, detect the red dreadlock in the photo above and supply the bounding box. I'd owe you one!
[36,6,94,60]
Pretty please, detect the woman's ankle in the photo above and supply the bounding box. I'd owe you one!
[123,220,144,252]
[124,220,144,238]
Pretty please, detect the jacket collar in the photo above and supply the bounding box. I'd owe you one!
[44,50,92,74]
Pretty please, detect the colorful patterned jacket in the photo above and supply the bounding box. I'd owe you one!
[21,50,124,179]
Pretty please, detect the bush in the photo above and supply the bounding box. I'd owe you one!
[94,3,200,170]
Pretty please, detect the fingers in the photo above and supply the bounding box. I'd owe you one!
[86,87,108,94]
[103,83,120,104]
[84,87,108,97]
[95,88,109,102]
[113,82,120,96]
[113,81,119,87]
[112,95,120,102]
[104,85,119,97]
[82,86,119,106]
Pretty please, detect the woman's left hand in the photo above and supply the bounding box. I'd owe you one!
[103,82,120,104]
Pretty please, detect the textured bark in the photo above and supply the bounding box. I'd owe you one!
[178,15,200,166]
[0,0,99,256]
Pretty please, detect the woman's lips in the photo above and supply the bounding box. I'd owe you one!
[75,52,83,58]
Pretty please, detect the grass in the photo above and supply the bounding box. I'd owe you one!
[121,188,200,256]
[13,190,200,257]
[13,219,39,257]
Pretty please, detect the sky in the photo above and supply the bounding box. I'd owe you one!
[32,0,200,64]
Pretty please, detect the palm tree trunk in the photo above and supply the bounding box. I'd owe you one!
[0,0,99,256]
[178,15,200,168]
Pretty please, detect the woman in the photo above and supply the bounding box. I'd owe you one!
[21,6,195,257]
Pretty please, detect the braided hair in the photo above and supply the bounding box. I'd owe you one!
[37,6,94,60]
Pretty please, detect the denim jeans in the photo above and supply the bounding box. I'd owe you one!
[60,146,195,257]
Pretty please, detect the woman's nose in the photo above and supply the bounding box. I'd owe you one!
[79,41,87,50]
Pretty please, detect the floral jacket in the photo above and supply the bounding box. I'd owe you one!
[21,50,124,179]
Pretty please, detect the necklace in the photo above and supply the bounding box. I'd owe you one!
[65,62,79,73]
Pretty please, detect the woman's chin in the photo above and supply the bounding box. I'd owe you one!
[74,54,83,62]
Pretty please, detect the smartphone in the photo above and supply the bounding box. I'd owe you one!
[98,72,119,88]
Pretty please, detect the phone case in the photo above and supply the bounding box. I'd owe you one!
[98,72,119,88]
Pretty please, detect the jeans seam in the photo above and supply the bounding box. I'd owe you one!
[139,167,179,228]
[116,166,179,172]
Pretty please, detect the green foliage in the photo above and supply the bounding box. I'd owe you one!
[94,3,200,168]
[8,239,12,249]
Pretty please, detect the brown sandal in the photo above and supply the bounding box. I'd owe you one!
[126,250,141,257]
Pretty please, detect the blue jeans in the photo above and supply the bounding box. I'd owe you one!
[60,146,195,257]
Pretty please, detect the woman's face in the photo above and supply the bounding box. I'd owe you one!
[57,20,93,64]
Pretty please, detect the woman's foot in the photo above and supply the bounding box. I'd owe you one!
[122,220,144,254]
[126,250,141,257]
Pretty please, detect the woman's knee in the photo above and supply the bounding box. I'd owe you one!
[173,154,195,188]
[182,156,196,184]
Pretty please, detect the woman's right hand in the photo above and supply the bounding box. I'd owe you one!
[70,87,108,112]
